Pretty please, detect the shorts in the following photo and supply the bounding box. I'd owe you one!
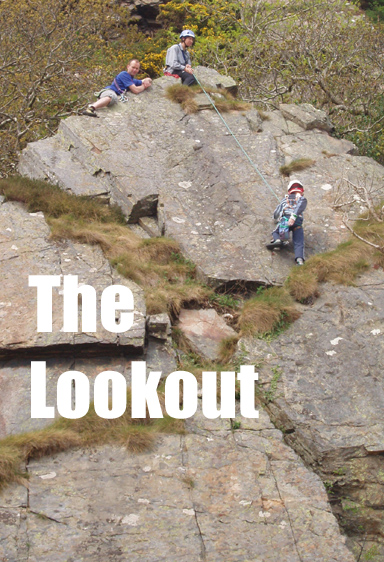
[99,89,119,106]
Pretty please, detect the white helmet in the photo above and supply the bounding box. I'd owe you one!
[287,180,304,194]
[180,30,196,41]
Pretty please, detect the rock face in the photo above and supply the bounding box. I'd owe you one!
[0,411,355,562]
[240,268,384,553]
[178,308,237,361]
[0,199,146,355]
[9,67,384,559]
[19,70,384,287]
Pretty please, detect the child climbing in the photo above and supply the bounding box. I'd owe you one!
[266,180,307,265]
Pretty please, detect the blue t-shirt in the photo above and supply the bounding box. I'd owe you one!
[107,71,142,94]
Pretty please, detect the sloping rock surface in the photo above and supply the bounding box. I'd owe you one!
[0,199,145,355]
[18,70,384,286]
[240,268,384,541]
[0,411,355,562]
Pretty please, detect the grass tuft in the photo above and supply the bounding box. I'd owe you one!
[286,239,371,301]
[218,335,240,363]
[166,83,250,114]
[0,176,125,223]
[165,83,196,104]
[238,287,301,337]
[0,390,184,491]
[280,158,315,176]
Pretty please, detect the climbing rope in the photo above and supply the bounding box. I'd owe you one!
[193,74,280,202]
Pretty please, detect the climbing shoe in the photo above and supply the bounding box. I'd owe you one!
[266,239,289,251]
[296,258,304,266]
[82,106,98,117]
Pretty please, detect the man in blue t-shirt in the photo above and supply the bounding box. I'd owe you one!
[83,59,152,117]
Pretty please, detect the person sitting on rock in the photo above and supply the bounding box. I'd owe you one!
[83,59,152,117]
[164,30,197,86]
[266,180,307,266]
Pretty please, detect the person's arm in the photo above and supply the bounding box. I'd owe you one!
[184,51,193,74]
[273,200,285,221]
[288,196,307,225]
[128,78,152,95]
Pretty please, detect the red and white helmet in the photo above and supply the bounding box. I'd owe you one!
[287,180,304,194]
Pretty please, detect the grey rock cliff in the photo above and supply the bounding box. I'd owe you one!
[19,73,382,287]
[7,68,384,559]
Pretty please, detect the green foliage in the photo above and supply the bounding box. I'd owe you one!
[364,545,380,561]
[264,366,282,403]
[209,293,240,310]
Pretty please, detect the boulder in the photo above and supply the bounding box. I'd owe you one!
[177,308,237,361]
[0,200,145,355]
[279,103,335,132]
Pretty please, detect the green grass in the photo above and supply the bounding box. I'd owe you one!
[264,366,282,403]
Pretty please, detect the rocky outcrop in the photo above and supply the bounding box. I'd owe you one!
[18,72,384,289]
[0,410,355,562]
[10,67,384,559]
[240,267,384,555]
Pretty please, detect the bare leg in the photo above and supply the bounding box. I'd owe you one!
[90,97,111,110]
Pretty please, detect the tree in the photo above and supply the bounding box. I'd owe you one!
[159,0,384,162]
[0,0,145,177]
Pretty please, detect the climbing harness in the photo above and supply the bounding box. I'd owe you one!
[193,74,280,202]
[278,216,290,241]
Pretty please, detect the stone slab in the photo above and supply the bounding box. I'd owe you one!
[178,308,237,361]
[0,200,145,354]
[0,410,355,562]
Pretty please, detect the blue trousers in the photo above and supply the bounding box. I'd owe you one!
[272,224,305,261]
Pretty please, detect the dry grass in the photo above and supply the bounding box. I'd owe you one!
[0,176,124,223]
[51,218,213,314]
[214,96,250,113]
[218,335,240,363]
[165,83,197,104]
[280,158,315,177]
[256,109,271,121]
[238,287,301,337]
[286,239,371,301]
[166,83,250,114]
[1,177,213,314]
[0,389,184,491]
